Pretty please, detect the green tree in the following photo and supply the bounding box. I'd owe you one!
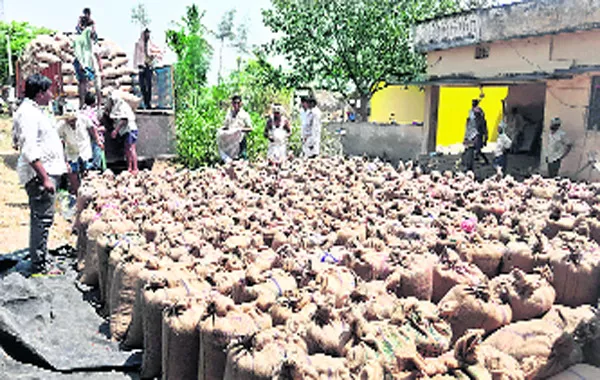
[131,2,152,30]
[166,4,213,98]
[0,21,53,85]
[262,0,459,119]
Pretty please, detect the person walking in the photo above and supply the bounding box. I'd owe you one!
[493,122,513,174]
[12,74,66,275]
[546,117,573,178]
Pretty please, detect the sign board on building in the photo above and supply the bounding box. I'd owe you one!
[415,13,482,52]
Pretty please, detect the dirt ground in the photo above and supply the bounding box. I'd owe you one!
[0,118,74,255]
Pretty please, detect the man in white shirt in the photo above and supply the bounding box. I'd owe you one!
[12,74,67,275]
[302,97,322,158]
[493,122,513,173]
[107,89,139,174]
[546,117,573,178]
[217,95,253,163]
[58,112,93,195]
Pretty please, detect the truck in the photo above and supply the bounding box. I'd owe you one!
[15,62,177,170]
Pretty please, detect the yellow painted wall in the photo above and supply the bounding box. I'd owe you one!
[437,86,509,147]
[370,85,425,124]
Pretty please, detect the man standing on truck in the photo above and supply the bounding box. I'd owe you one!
[134,29,162,110]
[12,74,66,276]
[217,95,253,163]
[106,89,139,174]
[73,26,95,109]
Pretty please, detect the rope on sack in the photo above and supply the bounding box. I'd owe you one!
[320,251,339,264]
[270,276,284,297]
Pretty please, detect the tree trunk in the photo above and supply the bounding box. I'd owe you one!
[218,40,224,83]
[357,94,370,122]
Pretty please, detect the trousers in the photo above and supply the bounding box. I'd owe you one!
[25,176,58,271]
[139,65,153,109]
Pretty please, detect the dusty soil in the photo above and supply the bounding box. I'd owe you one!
[0,118,74,255]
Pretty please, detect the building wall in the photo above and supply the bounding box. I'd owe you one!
[427,30,600,79]
[542,73,600,181]
[327,122,424,163]
[369,85,426,124]
[436,86,508,147]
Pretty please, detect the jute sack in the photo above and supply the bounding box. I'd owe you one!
[78,219,109,285]
[269,290,314,326]
[273,353,352,380]
[223,327,307,380]
[390,297,453,357]
[549,247,600,307]
[438,284,512,342]
[305,306,349,356]
[344,249,392,281]
[385,252,436,301]
[432,257,487,303]
[123,265,160,348]
[484,319,583,380]
[501,241,538,274]
[162,301,205,380]
[140,279,190,379]
[452,330,525,380]
[314,266,357,308]
[350,281,398,321]
[548,364,600,380]
[490,268,556,321]
[457,241,506,278]
[231,269,297,311]
[542,305,600,367]
[198,304,272,380]
[109,259,145,341]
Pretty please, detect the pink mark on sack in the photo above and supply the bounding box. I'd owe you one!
[461,219,477,234]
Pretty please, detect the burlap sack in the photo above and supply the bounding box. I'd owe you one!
[223,327,307,380]
[432,258,487,303]
[484,320,583,379]
[458,241,506,278]
[314,266,357,308]
[542,305,600,367]
[162,301,205,380]
[452,330,524,380]
[305,306,349,356]
[390,297,453,357]
[140,280,189,379]
[502,241,538,274]
[548,364,600,380]
[549,245,600,306]
[490,268,556,321]
[79,220,109,286]
[385,253,436,301]
[198,304,272,380]
[438,284,512,342]
[232,270,297,311]
[350,281,398,321]
[123,266,159,348]
[345,249,392,281]
[109,259,145,341]
[273,353,352,380]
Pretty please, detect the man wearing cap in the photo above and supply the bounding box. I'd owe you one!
[546,117,573,178]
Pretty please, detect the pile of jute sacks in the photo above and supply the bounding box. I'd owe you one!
[19,33,140,106]
[74,157,600,379]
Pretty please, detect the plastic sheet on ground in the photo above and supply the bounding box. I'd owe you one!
[0,259,141,374]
